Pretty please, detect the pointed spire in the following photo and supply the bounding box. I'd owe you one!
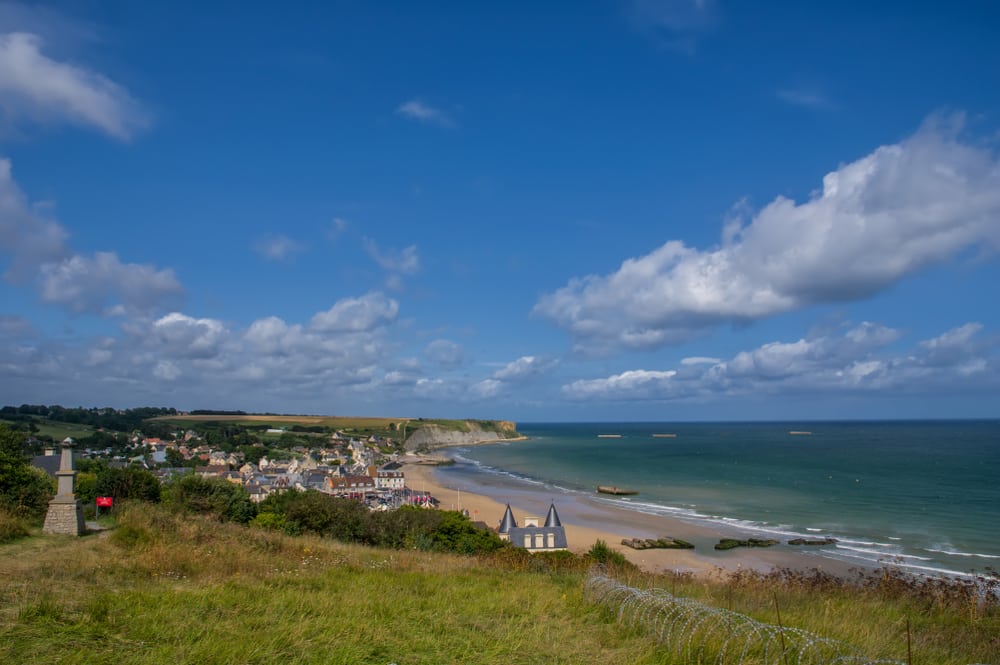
[544,502,562,528]
[498,503,517,533]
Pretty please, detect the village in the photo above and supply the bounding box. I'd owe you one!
[32,426,435,511]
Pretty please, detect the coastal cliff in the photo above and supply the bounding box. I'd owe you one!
[404,420,521,451]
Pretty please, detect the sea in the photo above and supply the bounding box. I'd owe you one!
[436,420,1000,580]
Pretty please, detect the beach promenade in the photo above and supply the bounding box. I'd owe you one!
[402,460,859,578]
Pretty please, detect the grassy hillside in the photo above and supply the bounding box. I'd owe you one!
[2,505,997,664]
[0,417,95,441]
[150,414,520,443]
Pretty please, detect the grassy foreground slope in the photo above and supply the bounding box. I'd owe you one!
[0,507,660,665]
[2,504,997,664]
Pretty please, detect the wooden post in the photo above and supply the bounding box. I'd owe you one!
[774,593,790,665]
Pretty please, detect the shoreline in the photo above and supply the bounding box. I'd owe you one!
[401,456,863,579]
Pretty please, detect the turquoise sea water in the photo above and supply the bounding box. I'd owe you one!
[441,421,1000,579]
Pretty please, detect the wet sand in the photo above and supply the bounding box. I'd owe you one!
[402,459,862,579]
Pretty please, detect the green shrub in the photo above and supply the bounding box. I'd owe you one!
[94,467,161,504]
[0,509,30,543]
[586,539,631,569]
[249,511,286,531]
[282,491,368,540]
[164,475,256,524]
[426,510,507,554]
[0,461,54,521]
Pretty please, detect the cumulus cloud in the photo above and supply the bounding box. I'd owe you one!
[424,339,464,369]
[309,292,399,333]
[253,234,303,262]
[149,312,229,359]
[562,321,998,402]
[0,158,68,278]
[535,117,1000,353]
[0,32,148,140]
[38,251,182,314]
[396,99,453,127]
[1,158,181,315]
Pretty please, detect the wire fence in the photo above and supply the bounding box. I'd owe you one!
[585,572,915,665]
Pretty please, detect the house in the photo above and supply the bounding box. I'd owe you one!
[369,464,405,490]
[497,503,567,552]
[326,475,376,497]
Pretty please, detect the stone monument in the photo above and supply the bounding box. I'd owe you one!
[42,437,85,535]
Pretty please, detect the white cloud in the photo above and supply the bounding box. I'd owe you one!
[363,238,421,275]
[536,116,1000,353]
[253,234,303,261]
[424,339,464,369]
[680,356,720,366]
[471,378,501,398]
[493,355,558,381]
[327,217,348,241]
[564,369,678,400]
[0,32,148,140]
[309,292,399,333]
[0,158,68,278]
[153,360,181,381]
[150,312,228,359]
[562,321,997,402]
[38,251,182,314]
[396,99,453,127]
[918,322,985,367]
[1,158,181,315]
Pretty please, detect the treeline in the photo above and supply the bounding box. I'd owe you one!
[1,404,178,432]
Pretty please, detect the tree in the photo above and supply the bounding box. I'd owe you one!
[282,491,367,541]
[94,467,162,503]
[0,424,53,520]
[0,423,25,458]
[164,447,186,467]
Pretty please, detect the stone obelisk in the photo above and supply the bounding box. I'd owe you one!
[42,437,85,535]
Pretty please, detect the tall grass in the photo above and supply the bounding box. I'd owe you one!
[587,567,999,664]
[0,504,662,665]
[2,503,997,664]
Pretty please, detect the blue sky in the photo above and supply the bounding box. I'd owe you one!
[1,1,999,421]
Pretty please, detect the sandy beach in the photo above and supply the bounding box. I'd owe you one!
[402,458,861,578]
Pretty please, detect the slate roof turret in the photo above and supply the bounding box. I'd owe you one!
[544,502,562,528]
[498,503,518,534]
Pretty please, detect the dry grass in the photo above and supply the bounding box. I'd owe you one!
[4,504,996,664]
[0,504,666,665]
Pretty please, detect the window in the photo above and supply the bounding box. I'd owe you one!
[548,533,555,548]
[535,533,544,549]
[523,534,531,548]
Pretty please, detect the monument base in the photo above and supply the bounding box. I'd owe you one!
[42,496,85,536]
